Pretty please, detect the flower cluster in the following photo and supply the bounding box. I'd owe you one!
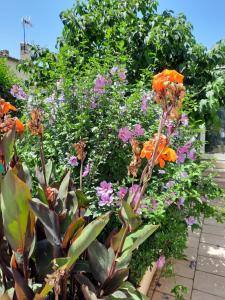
[94,75,112,95]
[118,124,145,143]
[10,85,27,100]
[176,141,197,164]
[96,181,113,206]
[140,134,177,168]
[110,66,127,81]
[0,98,24,134]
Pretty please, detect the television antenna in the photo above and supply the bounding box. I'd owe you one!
[21,16,32,45]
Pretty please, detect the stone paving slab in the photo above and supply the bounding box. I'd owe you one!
[193,270,225,298]
[201,232,225,248]
[150,209,225,300]
[192,290,225,300]
[197,255,225,277]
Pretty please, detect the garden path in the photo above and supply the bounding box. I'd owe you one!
[149,198,225,300]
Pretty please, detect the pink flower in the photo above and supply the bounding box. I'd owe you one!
[187,149,197,161]
[180,171,188,178]
[185,216,197,226]
[157,255,166,268]
[118,127,133,143]
[150,200,158,211]
[177,197,185,209]
[133,124,145,136]
[117,187,128,199]
[82,163,91,177]
[68,156,79,167]
[94,75,111,94]
[141,92,148,113]
[118,71,127,81]
[96,181,114,206]
[181,114,189,126]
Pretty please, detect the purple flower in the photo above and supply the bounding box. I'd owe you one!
[90,100,97,109]
[118,127,133,143]
[117,187,128,199]
[165,181,175,189]
[165,120,175,136]
[177,197,185,209]
[188,149,197,161]
[176,142,193,164]
[158,170,166,174]
[94,75,110,94]
[180,171,188,178]
[82,163,91,177]
[181,114,189,126]
[58,92,65,102]
[97,181,114,206]
[10,85,27,100]
[141,92,148,113]
[133,124,145,137]
[157,255,166,269]
[150,199,158,211]
[185,216,197,226]
[46,94,55,103]
[110,66,119,75]
[118,70,126,81]
[68,156,79,167]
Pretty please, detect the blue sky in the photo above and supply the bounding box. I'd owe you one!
[0,0,224,59]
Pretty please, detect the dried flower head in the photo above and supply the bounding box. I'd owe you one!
[73,138,87,161]
[27,109,43,136]
[128,139,142,177]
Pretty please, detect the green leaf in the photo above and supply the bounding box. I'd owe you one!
[88,240,111,284]
[67,213,110,269]
[29,198,61,246]
[57,171,70,202]
[119,282,149,300]
[76,189,91,208]
[120,201,141,231]
[101,268,129,296]
[1,169,34,252]
[2,128,15,165]
[45,160,53,185]
[117,224,159,264]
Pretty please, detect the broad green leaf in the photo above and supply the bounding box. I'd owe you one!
[30,198,61,246]
[101,268,129,296]
[120,201,141,231]
[119,282,149,300]
[117,224,159,264]
[45,160,53,185]
[111,227,127,252]
[76,189,91,207]
[37,185,48,205]
[2,128,15,165]
[1,169,34,252]
[16,162,32,191]
[62,217,85,249]
[67,213,110,268]
[57,171,70,202]
[88,240,110,284]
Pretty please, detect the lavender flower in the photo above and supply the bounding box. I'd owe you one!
[118,70,126,81]
[82,163,91,177]
[133,124,145,136]
[118,127,133,143]
[58,92,65,102]
[110,66,119,75]
[165,180,175,189]
[68,156,79,167]
[90,100,97,109]
[97,181,114,206]
[177,197,185,209]
[187,149,197,161]
[176,141,193,164]
[157,255,166,269]
[158,170,166,174]
[141,92,148,113]
[180,171,188,178]
[185,216,197,226]
[94,75,110,94]
[117,187,128,199]
[181,114,189,126]
[10,85,27,100]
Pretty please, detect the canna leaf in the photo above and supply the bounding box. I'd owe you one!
[120,201,141,231]
[1,169,34,252]
[2,128,15,166]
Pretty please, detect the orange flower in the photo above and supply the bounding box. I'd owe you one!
[152,69,184,93]
[158,147,177,168]
[140,134,176,168]
[0,99,16,115]
[14,118,25,134]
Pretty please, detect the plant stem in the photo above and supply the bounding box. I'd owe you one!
[39,134,47,187]
[80,160,83,191]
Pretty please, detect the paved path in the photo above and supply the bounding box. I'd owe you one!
[149,199,225,300]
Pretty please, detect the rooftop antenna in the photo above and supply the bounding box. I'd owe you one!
[21,16,32,45]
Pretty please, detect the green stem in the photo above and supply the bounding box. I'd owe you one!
[39,135,47,187]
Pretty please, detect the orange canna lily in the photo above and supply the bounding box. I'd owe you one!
[140,140,154,160]
[152,69,184,93]
[0,99,16,115]
[158,147,177,168]
[14,118,25,134]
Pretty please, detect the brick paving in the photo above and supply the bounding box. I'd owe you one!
[149,199,225,299]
